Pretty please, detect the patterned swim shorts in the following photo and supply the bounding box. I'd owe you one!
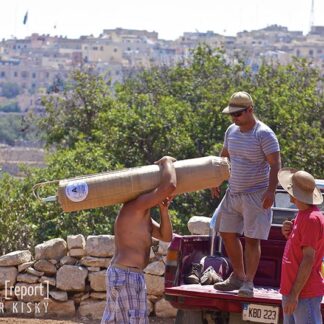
[101,264,148,324]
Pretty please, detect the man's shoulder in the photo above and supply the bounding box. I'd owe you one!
[226,123,239,133]
[255,121,276,135]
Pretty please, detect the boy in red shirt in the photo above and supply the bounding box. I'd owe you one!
[279,168,324,324]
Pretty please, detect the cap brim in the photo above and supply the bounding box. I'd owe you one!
[222,106,247,114]
[278,168,323,205]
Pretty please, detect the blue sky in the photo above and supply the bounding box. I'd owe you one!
[0,0,323,41]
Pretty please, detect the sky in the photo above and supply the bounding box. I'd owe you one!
[0,0,323,41]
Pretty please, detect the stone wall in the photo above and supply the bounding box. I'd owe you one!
[0,234,178,321]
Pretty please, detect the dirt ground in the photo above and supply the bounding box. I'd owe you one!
[0,317,175,324]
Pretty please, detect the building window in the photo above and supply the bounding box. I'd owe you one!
[32,72,36,78]
[14,71,18,77]
[309,49,314,56]
[21,71,28,78]
[114,48,118,52]
[100,46,104,51]
[93,46,98,50]
[0,71,5,77]
[296,49,300,57]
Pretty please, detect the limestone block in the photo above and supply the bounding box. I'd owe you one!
[56,265,88,291]
[49,259,58,265]
[144,261,165,276]
[18,261,35,273]
[70,292,89,304]
[37,299,75,318]
[187,216,211,235]
[0,289,11,297]
[60,256,77,266]
[158,241,171,255]
[39,276,56,287]
[49,290,68,301]
[155,298,178,318]
[80,256,111,268]
[26,267,44,277]
[147,299,154,316]
[67,234,86,250]
[17,273,39,284]
[147,294,159,303]
[68,248,86,257]
[78,299,106,320]
[90,292,106,300]
[35,238,67,261]
[88,270,106,292]
[0,250,32,266]
[85,235,115,257]
[144,274,164,296]
[34,259,57,275]
[0,266,17,288]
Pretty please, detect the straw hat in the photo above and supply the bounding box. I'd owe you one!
[278,168,323,205]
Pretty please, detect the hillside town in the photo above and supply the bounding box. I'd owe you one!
[0,25,323,175]
[0,25,324,113]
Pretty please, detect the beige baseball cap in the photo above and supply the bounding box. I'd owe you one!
[222,91,254,114]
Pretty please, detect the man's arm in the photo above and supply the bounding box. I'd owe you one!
[125,156,177,211]
[152,197,173,242]
[262,151,281,208]
[283,246,315,315]
[211,147,229,198]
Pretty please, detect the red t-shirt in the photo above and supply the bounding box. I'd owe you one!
[280,206,324,298]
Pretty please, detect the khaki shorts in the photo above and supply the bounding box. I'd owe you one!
[212,188,272,240]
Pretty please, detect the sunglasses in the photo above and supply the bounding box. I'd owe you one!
[229,108,248,117]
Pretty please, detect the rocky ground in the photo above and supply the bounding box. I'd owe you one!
[0,316,175,323]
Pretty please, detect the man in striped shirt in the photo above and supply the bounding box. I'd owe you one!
[212,91,281,297]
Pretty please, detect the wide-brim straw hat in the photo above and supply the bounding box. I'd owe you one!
[278,168,323,205]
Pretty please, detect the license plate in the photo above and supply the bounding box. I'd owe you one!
[242,303,279,323]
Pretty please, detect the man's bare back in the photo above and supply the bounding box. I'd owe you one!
[111,156,177,270]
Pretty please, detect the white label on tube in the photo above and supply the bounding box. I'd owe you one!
[65,181,88,202]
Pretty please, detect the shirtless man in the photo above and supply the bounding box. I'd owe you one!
[101,156,177,324]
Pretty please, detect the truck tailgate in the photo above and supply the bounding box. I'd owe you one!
[166,285,324,320]
[165,284,282,313]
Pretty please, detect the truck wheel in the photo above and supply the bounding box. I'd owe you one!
[175,309,204,324]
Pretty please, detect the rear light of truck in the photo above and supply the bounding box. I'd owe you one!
[165,248,180,287]
[166,249,179,266]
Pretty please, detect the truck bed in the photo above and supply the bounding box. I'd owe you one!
[165,284,282,313]
[164,228,324,320]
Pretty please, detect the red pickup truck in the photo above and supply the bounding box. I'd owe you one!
[164,182,324,324]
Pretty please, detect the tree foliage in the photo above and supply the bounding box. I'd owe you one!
[0,46,323,253]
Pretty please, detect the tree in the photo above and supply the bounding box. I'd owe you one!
[1,46,323,253]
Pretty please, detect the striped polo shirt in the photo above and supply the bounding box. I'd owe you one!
[224,120,280,193]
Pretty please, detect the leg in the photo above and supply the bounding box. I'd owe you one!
[244,237,261,282]
[292,296,323,324]
[220,232,245,281]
